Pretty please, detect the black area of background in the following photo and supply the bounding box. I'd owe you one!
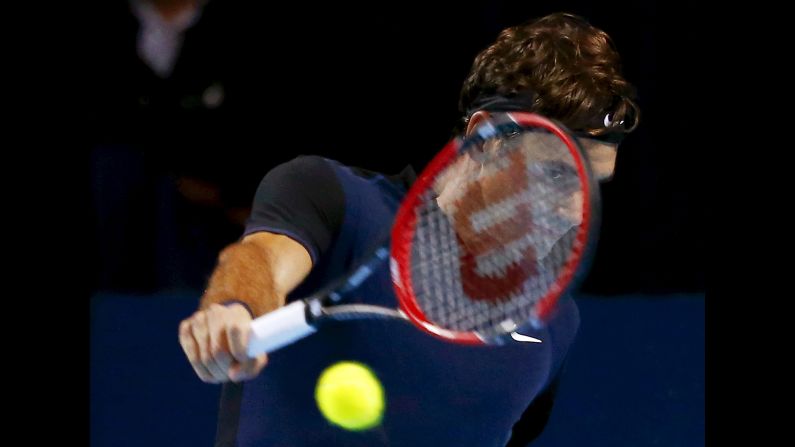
[86,0,703,295]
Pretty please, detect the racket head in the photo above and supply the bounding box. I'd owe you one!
[390,112,600,345]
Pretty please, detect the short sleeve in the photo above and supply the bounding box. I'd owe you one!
[243,156,345,264]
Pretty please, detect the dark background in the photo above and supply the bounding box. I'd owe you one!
[87,0,703,296]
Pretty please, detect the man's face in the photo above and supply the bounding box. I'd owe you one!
[433,130,589,265]
[463,111,621,182]
[424,113,619,302]
[434,129,605,220]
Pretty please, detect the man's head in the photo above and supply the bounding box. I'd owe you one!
[458,12,639,180]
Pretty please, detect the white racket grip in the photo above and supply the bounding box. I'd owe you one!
[246,301,317,357]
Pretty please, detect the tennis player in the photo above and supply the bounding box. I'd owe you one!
[179,12,639,446]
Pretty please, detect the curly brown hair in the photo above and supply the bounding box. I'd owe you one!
[459,12,639,137]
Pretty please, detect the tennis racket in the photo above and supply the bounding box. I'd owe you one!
[247,112,600,356]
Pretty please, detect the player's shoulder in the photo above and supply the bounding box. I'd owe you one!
[262,155,345,189]
[269,156,414,198]
[275,155,336,174]
[254,156,344,205]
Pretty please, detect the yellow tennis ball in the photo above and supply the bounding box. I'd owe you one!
[315,361,385,431]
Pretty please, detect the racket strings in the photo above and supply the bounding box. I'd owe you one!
[407,130,584,335]
[414,229,574,334]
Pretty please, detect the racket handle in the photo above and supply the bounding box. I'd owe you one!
[246,300,317,356]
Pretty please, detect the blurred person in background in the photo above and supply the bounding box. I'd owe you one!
[90,0,288,292]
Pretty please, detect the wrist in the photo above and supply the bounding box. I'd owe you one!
[222,299,255,318]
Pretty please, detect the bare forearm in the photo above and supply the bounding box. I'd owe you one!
[200,241,283,318]
[199,232,313,318]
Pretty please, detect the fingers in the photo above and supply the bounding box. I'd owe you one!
[229,355,268,383]
[226,322,250,363]
[190,311,229,383]
[178,303,261,384]
[179,318,215,383]
[206,306,233,375]
[227,323,268,383]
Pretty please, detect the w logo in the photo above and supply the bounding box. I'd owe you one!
[452,151,536,302]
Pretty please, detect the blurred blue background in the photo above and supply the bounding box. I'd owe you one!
[90,292,704,446]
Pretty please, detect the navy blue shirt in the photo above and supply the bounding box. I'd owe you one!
[216,156,580,447]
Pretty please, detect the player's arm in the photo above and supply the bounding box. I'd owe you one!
[202,231,313,318]
[178,156,344,384]
[178,232,312,384]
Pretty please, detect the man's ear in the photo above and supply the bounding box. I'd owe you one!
[465,110,491,136]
